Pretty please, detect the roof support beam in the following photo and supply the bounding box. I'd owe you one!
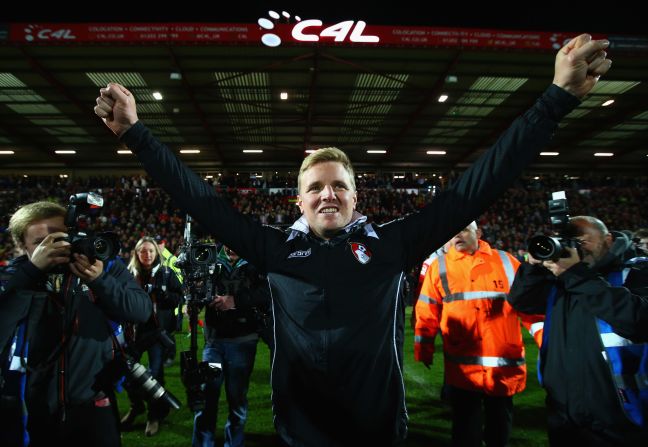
[20,46,116,167]
[302,49,320,154]
[167,47,225,162]
[385,51,461,162]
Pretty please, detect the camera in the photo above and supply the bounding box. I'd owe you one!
[58,192,120,263]
[175,241,218,306]
[528,191,580,261]
[174,214,222,411]
[99,327,181,410]
[175,243,218,280]
[180,350,221,412]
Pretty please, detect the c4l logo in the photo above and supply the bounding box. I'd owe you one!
[349,242,372,265]
[257,10,379,48]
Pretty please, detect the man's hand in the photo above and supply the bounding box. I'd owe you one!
[526,252,543,265]
[94,82,139,137]
[410,307,417,330]
[29,232,71,271]
[553,33,612,99]
[209,294,236,311]
[68,253,104,283]
[541,247,580,276]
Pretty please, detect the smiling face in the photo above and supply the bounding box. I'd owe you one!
[297,161,358,240]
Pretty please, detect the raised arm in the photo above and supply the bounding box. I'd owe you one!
[397,34,612,268]
[93,84,274,271]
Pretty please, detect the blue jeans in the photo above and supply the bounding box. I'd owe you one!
[192,339,258,447]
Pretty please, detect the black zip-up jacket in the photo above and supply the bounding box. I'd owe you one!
[121,85,578,446]
[132,262,182,337]
[507,250,648,443]
[0,256,151,416]
[204,254,270,342]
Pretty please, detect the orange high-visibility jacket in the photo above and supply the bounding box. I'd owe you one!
[414,240,543,396]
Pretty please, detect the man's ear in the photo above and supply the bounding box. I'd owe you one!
[604,232,614,248]
[296,196,304,212]
[476,228,483,239]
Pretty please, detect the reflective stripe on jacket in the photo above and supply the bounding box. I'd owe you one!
[415,240,543,396]
[540,258,648,428]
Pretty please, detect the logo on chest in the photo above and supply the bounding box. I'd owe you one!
[349,242,372,264]
[288,248,312,259]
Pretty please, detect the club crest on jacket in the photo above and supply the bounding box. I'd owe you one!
[349,242,372,264]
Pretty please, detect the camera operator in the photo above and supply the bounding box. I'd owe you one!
[508,216,648,445]
[155,235,183,367]
[120,236,182,436]
[633,228,648,257]
[0,201,152,447]
[192,245,270,447]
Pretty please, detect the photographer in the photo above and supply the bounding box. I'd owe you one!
[155,235,183,367]
[633,228,648,256]
[0,201,151,446]
[508,216,648,445]
[192,245,270,447]
[120,236,182,436]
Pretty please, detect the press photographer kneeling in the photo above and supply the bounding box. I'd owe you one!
[0,196,152,447]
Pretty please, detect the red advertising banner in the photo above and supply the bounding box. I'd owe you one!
[5,22,642,51]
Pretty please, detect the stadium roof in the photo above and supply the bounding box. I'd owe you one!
[1,8,647,174]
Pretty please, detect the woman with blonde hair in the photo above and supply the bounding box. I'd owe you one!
[120,236,183,436]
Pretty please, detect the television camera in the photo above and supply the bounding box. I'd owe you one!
[175,215,221,411]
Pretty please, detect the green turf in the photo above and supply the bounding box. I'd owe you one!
[118,308,548,446]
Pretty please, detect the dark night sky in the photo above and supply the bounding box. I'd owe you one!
[3,3,644,35]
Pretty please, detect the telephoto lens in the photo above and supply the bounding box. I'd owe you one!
[125,361,181,410]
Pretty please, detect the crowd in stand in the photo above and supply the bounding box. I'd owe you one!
[1,173,647,266]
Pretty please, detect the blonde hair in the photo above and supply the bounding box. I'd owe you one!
[298,147,356,193]
[9,201,66,247]
[128,236,163,276]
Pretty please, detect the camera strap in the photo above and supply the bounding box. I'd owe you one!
[23,277,79,374]
[104,319,127,359]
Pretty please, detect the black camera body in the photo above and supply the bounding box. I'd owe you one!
[175,242,218,306]
[180,350,221,412]
[528,191,580,261]
[175,243,218,280]
[174,214,223,411]
[59,192,120,263]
